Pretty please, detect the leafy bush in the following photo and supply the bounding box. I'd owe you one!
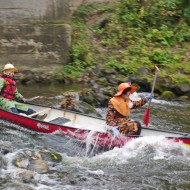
[67,0,190,87]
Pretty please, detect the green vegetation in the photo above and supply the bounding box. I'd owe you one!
[65,0,190,88]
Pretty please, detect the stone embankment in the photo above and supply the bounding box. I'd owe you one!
[0,0,71,73]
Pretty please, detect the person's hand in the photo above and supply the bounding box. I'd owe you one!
[21,97,26,103]
[128,101,133,108]
[146,94,153,102]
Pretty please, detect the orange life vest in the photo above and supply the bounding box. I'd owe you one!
[0,74,16,100]
[110,96,130,116]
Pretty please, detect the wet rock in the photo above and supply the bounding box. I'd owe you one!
[157,80,170,92]
[95,77,109,86]
[28,159,49,174]
[12,150,50,174]
[0,141,12,154]
[40,150,62,163]
[15,158,30,169]
[90,79,100,90]
[16,70,35,84]
[81,90,96,106]
[171,86,184,96]
[17,169,35,180]
[102,87,115,97]
[13,152,30,169]
[105,74,118,84]
[96,90,110,107]
[70,179,77,185]
[137,66,148,75]
[101,67,116,75]
[178,85,190,94]
[115,74,129,84]
[2,182,35,190]
[74,101,102,117]
[176,96,189,101]
[61,91,102,117]
[78,75,91,83]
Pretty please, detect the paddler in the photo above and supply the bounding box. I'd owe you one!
[106,82,152,135]
[0,63,46,120]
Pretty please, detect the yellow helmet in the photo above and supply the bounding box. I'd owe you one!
[2,63,18,72]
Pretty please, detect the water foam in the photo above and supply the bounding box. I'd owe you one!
[91,136,190,164]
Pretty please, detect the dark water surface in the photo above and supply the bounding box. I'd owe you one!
[0,84,190,190]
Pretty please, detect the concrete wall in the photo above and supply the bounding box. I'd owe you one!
[0,0,70,24]
[0,0,71,72]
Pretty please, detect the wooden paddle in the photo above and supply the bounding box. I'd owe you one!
[28,108,51,117]
[143,66,160,127]
[25,96,40,102]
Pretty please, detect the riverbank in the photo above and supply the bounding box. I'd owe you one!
[3,0,190,105]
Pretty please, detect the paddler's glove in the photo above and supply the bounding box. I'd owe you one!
[146,94,153,102]
[21,97,26,103]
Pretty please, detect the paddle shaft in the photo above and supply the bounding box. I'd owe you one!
[148,67,159,107]
[28,108,51,117]
[26,96,40,102]
[143,66,160,127]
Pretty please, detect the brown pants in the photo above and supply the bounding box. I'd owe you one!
[118,120,141,135]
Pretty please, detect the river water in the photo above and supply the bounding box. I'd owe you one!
[0,84,190,190]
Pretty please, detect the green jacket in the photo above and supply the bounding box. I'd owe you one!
[0,78,28,111]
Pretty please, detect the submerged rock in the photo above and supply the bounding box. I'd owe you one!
[28,159,49,174]
[13,152,30,169]
[12,150,49,174]
[17,169,35,180]
[40,150,63,163]
[2,182,35,190]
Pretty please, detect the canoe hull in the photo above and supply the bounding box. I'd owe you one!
[1,104,190,148]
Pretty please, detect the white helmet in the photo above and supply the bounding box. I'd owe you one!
[2,63,18,72]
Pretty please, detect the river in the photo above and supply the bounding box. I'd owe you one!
[0,84,190,190]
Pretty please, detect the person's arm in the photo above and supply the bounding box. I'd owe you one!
[131,98,147,109]
[0,78,4,92]
[106,101,118,126]
[14,88,23,101]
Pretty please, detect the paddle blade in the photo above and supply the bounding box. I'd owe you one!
[143,107,150,127]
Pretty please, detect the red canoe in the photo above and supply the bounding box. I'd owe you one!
[0,103,190,148]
